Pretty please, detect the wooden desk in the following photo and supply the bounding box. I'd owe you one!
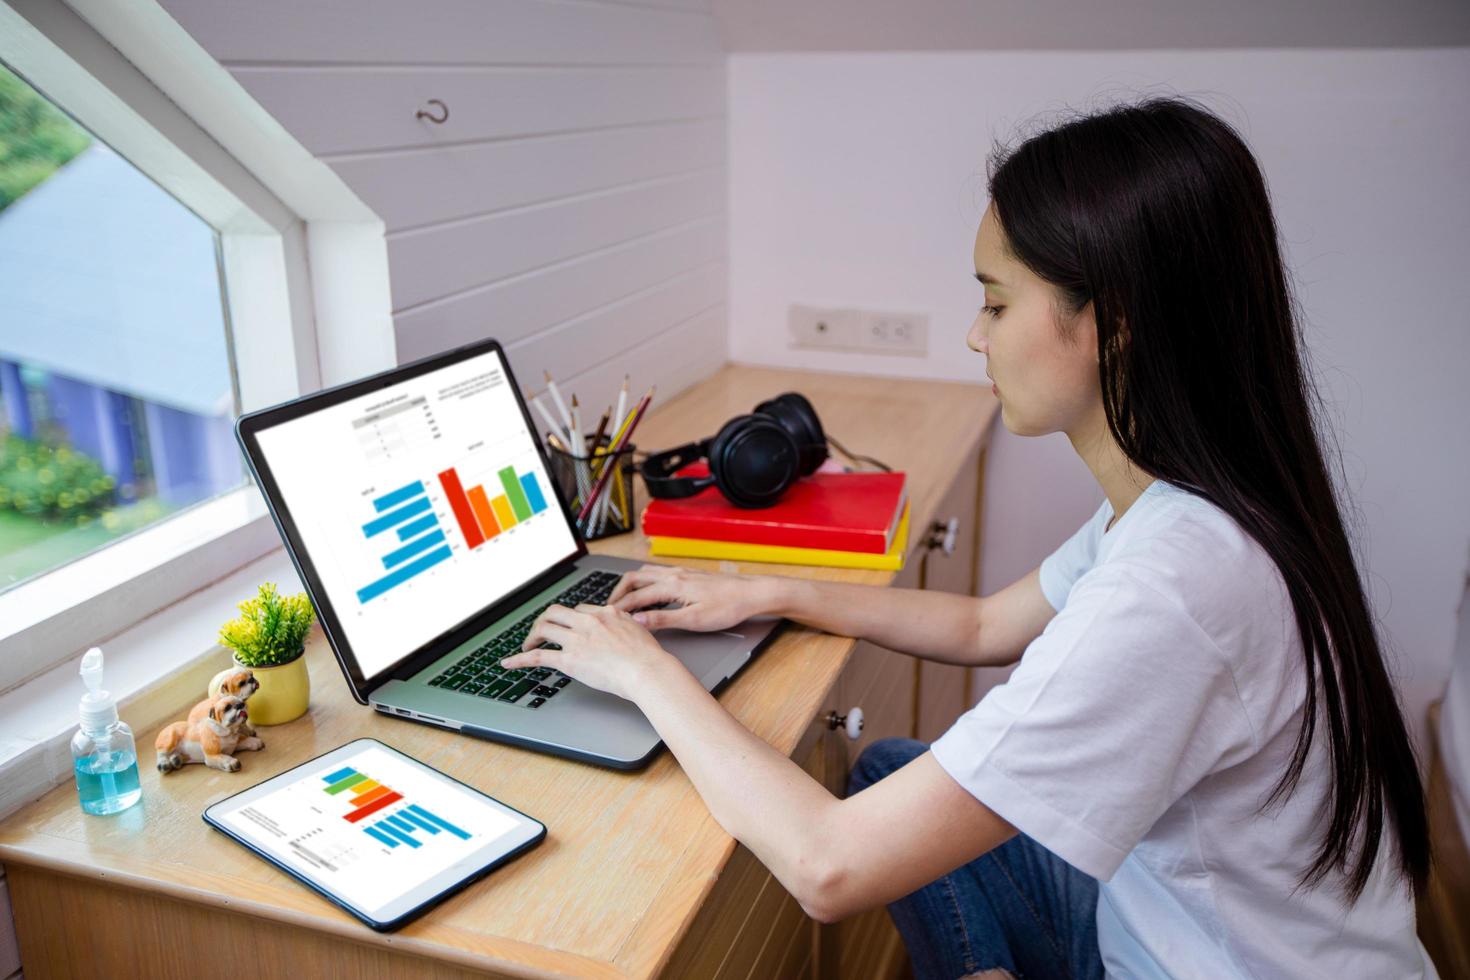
[0,363,998,979]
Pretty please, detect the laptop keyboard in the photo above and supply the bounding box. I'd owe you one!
[426,570,623,710]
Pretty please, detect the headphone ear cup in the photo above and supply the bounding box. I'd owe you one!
[709,415,800,508]
[754,392,828,476]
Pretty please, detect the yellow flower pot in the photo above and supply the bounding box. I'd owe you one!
[234,648,310,725]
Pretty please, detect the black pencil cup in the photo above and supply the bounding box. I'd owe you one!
[545,433,638,541]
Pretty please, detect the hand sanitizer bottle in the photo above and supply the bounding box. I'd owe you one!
[71,647,142,815]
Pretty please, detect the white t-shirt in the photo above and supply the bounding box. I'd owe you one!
[929,480,1435,979]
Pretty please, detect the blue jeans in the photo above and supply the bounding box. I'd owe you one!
[846,737,1104,980]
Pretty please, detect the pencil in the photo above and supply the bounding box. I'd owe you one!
[593,377,632,529]
[530,392,565,446]
[589,408,612,482]
[578,386,653,525]
[544,370,575,437]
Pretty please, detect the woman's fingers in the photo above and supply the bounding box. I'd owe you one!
[630,603,690,631]
[606,565,672,605]
[504,622,571,666]
[498,646,552,670]
[521,609,580,651]
[609,578,682,614]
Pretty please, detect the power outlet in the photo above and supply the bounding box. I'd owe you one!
[861,311,928,355]
[789,304,863,351]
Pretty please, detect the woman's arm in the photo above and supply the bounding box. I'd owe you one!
[759,566,1055,669]
[631,652,1015,923]
[503,600,1022,925]
[612,563,1056,669]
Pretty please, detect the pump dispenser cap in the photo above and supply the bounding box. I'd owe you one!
[79,647,118,732]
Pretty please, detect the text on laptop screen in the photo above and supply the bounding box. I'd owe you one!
[253,348,579,679]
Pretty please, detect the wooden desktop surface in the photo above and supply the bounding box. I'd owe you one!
[0,362,998,979]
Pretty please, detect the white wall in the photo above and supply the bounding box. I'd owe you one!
[157,0,731,418]
[728,48,1470,751]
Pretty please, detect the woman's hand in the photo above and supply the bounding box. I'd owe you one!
[498,603,680,702]
[606,563,775,633]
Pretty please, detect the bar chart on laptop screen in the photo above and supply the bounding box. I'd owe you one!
[253,349,579,677]
[354,450,553,604]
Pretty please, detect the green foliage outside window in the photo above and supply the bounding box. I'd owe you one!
[0,433,115,522]
[0,62,91,213]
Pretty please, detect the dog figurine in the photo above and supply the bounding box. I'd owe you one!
[187,667,261,737]
[155,695,262,773]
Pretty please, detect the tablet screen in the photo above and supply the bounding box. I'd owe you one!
[206,739,542,926]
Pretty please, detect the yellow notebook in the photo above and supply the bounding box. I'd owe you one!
[648,503,909,570]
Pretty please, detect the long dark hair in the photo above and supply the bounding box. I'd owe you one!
[986,95,1427,900]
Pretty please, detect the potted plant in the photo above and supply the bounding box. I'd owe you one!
[218,582,315,725]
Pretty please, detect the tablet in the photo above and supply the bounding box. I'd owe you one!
[203,737,545,931]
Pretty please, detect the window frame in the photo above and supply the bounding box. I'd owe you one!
[0,0,395,695]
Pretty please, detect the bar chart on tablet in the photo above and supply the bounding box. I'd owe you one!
[217,744,523,914]
[321,764,472,851]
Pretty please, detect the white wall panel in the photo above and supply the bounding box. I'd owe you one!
[395,216,725,359]
[387,168,722,310]
[158,0,728,411]
[229,66,725,157]
[164,0,721,66]
[330,118,725,232]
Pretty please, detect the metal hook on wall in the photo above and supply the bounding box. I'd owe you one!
[415,99,449,124]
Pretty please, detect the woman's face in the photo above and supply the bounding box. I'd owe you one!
[967,205,1102,438]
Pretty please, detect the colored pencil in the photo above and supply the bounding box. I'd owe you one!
[578,387,653,526]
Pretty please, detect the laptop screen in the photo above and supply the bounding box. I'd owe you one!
[249,345,580,682]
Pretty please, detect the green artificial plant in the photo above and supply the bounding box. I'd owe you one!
[218,582,315,667]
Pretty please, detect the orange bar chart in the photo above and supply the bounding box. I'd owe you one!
[467,486,502,540]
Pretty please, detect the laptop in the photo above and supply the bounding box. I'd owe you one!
[235,337,784,769]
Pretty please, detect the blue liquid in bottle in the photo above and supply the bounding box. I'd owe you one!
[72,646,143,816]
[74,748,143,815]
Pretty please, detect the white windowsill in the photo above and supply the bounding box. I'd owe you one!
[0,545,302,823]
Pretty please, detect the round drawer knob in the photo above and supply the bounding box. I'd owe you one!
[826,706,865,741]
[926,516,960,556]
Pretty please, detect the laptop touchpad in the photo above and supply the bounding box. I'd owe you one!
[663,629,744,680]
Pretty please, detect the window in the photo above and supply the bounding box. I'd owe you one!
[0,0,394,697]
[0,62,245,593]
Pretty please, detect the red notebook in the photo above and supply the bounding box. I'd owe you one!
[639,461,908,554]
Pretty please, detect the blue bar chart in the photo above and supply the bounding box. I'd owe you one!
[355,481,452,603]
[320,766,473,851]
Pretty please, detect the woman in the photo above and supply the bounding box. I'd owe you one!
[499,96,1434,978]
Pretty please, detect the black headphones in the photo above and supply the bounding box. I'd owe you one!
[639,392,830,509]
